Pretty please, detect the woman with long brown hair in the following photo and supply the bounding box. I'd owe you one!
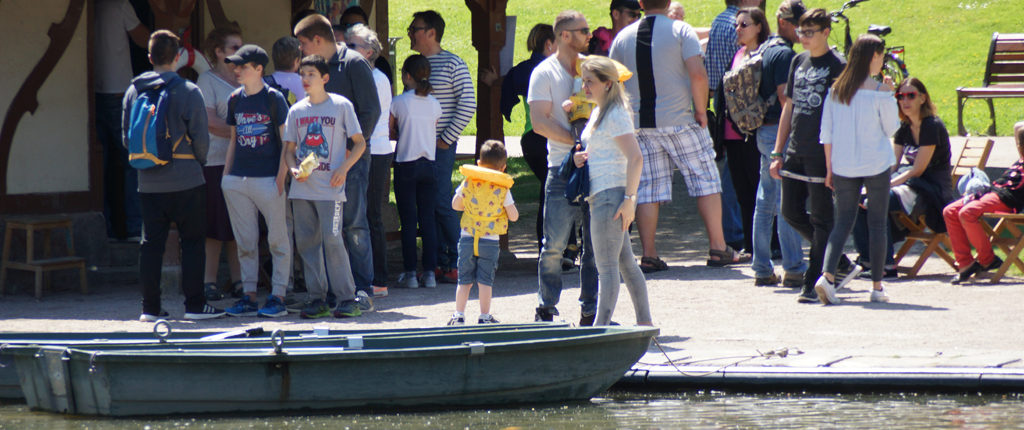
[815,34,900,305]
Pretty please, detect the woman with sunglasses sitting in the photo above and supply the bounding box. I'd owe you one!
[850,77,954,280]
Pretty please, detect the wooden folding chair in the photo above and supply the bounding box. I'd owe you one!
[981,213,1024,283]
[893,137,994,277]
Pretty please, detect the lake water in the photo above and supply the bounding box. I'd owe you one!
[3,391,1024,429]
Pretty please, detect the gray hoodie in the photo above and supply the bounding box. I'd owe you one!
[122,71,209,193]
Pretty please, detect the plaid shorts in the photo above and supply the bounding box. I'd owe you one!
[636,123,721,204]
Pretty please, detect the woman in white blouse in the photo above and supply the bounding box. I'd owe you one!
[816,34,900,305]
[572,56,652,326]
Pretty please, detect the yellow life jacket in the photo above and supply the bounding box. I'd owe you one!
[458,164,514,256]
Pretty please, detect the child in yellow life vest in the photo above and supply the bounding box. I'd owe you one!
[448,140,519,325]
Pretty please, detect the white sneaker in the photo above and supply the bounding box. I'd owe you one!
[835,265,862,293]
[422,271,437,288]
[870,288,890,303]
[397,271,418,289]
[814,275,841,305]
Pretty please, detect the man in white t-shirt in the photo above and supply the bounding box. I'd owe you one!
[96,0,149,241]
[609,0,750,269]
[527,10,598,325]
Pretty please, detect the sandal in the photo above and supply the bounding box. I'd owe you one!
[639,256,669,273]
[204,282,224,301]
[229,280,244,298]
[706,246,752,267]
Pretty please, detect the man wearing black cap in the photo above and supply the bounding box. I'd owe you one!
[749,0,808,289]
[221,44,294,318]
[588,0,642,56]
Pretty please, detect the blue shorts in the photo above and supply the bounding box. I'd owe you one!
[457,236,499,286]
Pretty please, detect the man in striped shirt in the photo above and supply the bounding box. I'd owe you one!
[408,10,477,283]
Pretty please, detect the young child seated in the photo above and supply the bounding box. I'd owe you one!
[448,140,519,325]
[943,121,1024,284]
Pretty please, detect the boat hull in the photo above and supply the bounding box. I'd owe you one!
[10,326,657,416]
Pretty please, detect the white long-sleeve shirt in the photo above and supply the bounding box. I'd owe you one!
[820,86,900,177]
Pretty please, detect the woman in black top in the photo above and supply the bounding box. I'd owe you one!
[852,77,954,276]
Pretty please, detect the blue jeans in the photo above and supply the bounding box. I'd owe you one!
[434,144,461,269]
[720,160,745,245]
[538,170,598,316]
[752,125,806,277]
[457,236,499,286]
[395,158,438,272]
[97,92,141,239]
[589,187,651,326]
[343,153,373,294]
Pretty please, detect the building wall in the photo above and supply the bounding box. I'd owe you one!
[0,0,90,195]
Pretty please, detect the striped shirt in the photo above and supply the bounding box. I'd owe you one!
[427,50,476,145]
[704,5,739,92]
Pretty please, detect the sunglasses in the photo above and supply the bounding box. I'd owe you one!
[895,92,919,101]
[566,27,591,35]
[622,10,642,19]
[407,25,428,34]
[346,43,361,49]
[796,28,822,38]
[736,21,752,29]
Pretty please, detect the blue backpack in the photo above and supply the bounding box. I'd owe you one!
[127,75,193,169]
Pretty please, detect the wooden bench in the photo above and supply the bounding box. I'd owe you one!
[956,33,1024,136]
[0,216,88,299]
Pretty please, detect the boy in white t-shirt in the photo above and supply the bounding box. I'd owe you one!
[283,55,368,319]
[448,140,519,325]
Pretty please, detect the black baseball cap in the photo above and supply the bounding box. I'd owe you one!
[225,44,269,67]
[777,0,807,25]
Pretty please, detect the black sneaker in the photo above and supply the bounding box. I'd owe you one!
[858,266,899,280]
[534,306,559,322]
[796,287,819,304]
[579,313,596,326]
[184,304,226,320]
[478,314,500,324]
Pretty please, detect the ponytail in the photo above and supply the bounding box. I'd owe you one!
[402,54,433,96]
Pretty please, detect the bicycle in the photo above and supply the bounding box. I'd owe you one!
[830,0,909,84]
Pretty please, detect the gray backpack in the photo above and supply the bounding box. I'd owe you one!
[721,38,784,134]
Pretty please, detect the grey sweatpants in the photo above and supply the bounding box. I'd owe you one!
[291,199,356,303]
[221,175,292,297]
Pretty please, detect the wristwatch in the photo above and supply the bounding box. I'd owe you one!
[624,194,637,202]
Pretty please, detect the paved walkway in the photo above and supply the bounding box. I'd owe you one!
[2,134,1023,385]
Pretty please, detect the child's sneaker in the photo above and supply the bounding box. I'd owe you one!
[333,300,362,318]
[478,314,500,324]
[447,313,465,326]
[139,310,169,322]
[372,285,389,297]
[226,296,258,317]
[870,288,890,303]
[183,304,226,320]
[422,271,437,288]
[258,296,287,318]
[355,290,375,312]
[300,299,331,319]
[814,275,841,305]
[397,271,418,289]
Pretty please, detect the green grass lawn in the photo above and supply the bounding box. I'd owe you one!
[389,0,1023,139]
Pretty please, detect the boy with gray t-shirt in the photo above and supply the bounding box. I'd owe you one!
[283,55,368,319]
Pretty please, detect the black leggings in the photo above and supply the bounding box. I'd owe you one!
[724,139,762,252]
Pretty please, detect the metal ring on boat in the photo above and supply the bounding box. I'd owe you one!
[153,320,171,343]
[271,329,285,354]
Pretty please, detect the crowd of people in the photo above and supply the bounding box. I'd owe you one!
[100,0,1024,325]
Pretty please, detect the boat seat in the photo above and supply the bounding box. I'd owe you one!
[867,25,891,37]
[0,216,87,299]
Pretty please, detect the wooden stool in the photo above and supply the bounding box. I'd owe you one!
[0,216,88,299]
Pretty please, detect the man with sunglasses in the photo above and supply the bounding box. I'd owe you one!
[407,10,478,286]
[588,0,643,56]
[768,9,852,304]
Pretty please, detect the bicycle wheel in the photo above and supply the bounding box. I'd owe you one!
[882,54,908,85]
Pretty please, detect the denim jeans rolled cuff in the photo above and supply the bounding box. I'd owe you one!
[343,155,374,292]
[139,186,207,315]
[433,144,461,268]
[751,124,806,277]
[823,170,890,282]
[537,170,598,315]
[368,153,394,286]
[291,199,356,302]
[457,236,500,286]
[395,158,438,272]
[588,187,652,325]
[221,175,293,297]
